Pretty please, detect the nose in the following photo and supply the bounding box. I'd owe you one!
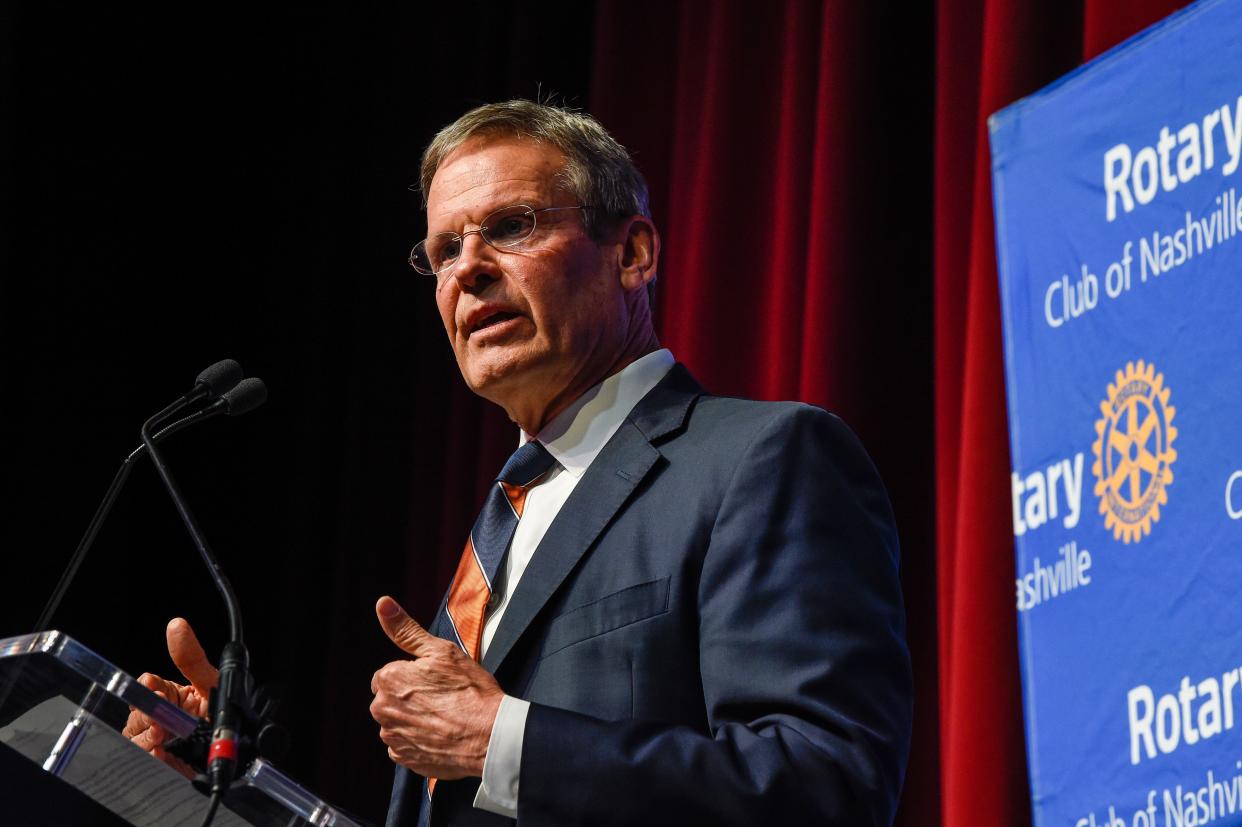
[447,231,500,294]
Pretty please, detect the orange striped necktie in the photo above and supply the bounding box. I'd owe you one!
[443,439,556,661]
[425,441,555,804]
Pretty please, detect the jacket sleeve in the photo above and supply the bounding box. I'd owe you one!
[516,405,913,826]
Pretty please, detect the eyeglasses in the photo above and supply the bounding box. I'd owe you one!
[409,204,590,277]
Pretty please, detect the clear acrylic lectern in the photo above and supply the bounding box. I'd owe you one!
[0,630,365,827]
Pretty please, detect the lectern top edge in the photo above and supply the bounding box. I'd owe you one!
[1,630,201,738]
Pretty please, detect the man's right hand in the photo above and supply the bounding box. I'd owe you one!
[121,617,218,778]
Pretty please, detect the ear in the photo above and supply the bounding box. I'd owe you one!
[616,216,660,293]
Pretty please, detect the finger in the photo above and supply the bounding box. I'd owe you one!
[136,672,189,712]
[137,672,163,696]
[166,618,219,692]
[130,720,168,751]
[124,704,168,750]
[125,685,180,739]
[137,673,200,720]
[138,671,177,697]
[126,679,173,740]
[376,597,444,658]
[122,707,152,739]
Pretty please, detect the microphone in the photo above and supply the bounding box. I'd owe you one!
[33,361,250,634]
[145,359,245,437]
[138,375,269,810]
[216,377,267,416]
[195,359,245,399]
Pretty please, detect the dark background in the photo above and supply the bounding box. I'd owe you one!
[0,2,942,823]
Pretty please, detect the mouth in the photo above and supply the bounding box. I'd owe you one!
[468,310,522,338]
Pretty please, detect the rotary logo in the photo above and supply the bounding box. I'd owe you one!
[1091,360,1178,543]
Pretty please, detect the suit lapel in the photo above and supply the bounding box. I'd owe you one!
[481,363,703,673]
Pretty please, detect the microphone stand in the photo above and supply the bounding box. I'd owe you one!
[138,380,267,826]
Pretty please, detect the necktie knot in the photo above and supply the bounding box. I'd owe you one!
[498,440,556,487]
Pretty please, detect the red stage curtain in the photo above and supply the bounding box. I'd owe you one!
[591,2,939,823]
[595,0,1187,824]
[935,2,1185,826]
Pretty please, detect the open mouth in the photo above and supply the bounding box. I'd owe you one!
[472,311,521,335]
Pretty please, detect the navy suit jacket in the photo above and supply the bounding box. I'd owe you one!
[387,364,912,826]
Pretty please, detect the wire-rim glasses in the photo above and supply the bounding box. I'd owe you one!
[409,204,590,276]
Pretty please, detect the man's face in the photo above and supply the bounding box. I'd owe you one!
[425,136,632,427]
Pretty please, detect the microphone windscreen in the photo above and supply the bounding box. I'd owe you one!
[221,377,267,416]
[196,359,244,396]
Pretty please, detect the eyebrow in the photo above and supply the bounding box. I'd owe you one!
[428,199,547,234]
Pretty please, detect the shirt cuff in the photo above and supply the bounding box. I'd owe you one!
[472,694,530,818]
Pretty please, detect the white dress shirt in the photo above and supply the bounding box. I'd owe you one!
[472,348,676,817]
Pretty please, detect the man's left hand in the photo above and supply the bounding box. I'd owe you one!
[369,596,505,779]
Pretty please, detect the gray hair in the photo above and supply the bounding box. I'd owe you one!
[418,100,651,243]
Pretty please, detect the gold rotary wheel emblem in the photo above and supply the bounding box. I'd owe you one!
[1091,360,1178,543]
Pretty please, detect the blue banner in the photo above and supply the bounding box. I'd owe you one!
[990,1,1242,824]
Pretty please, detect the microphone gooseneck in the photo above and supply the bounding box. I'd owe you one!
[138,373,268,812]
[140,392,256,645]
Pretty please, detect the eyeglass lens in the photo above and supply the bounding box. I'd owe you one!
[412,205,538,275]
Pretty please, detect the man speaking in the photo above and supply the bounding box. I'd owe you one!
[128,101,912,826]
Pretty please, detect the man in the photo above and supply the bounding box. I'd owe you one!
[127,101,912,825]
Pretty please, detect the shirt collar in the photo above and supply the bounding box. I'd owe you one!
[521,349,676,478]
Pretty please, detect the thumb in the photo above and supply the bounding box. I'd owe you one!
[166,618,219,693]
[376,596,442,657]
